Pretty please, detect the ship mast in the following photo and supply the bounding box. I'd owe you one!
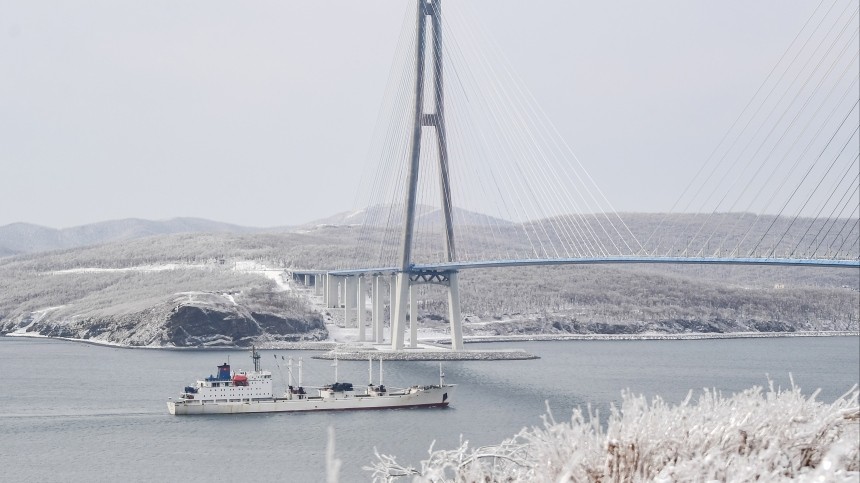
[332,354,339,383]
[251,346,261,372]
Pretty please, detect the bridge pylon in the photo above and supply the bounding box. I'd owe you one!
[391,0,464,351]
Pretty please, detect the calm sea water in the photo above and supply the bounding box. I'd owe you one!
[1,336,857,482]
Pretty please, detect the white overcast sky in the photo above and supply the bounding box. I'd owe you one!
[0,1,829,228]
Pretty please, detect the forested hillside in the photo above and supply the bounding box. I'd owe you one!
[0,232,331,346]
[452,265,858,335]
[0,213,856,346]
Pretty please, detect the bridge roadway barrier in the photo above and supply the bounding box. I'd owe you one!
[326,256,860,277]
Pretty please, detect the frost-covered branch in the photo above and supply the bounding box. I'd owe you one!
[369,381,860,482]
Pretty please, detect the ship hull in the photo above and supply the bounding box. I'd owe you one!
[167,385,454,415]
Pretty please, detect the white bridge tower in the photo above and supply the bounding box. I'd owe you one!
[391,0,464,351]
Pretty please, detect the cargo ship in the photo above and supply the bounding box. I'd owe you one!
[167,348,454,415]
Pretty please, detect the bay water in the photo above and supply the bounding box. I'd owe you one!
[1,336,857,482]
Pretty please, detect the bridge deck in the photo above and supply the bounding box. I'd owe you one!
[327,256,860,276]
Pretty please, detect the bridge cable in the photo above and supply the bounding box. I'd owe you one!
[430,2,520,261]
[683,8,858,257]
[749,100,859,256]
[644,0,843,255]
[796,154,860,257]
[739,97,859,258]
[435,3,550,258]
[679,2,857,257]
[353,3,418,268]
[771,126,859,257]
[707,59,859,257]
[367,4,422,268]
[829,217,860,258]
[424,1,525,261]
[811,178,860,258]
[446,1,627,257]
[807,171,860,257]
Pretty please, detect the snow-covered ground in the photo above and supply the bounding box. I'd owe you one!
[52,260,291,292]
[368,381,860,481]
[233,261,291,291]
[221,293,237,306]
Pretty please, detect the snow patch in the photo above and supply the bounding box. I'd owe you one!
[233,261,291,292]
[9,306,65,335]
[344,209,366,220]
[53,264,209,274]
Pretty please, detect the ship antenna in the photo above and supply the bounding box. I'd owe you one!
[288,357,293,388]
[379,357,383,386]
[368,356,373,386]
[299,357,303,386]
[440,362,445,386]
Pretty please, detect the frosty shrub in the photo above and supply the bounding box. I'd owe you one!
[368,380,860,482]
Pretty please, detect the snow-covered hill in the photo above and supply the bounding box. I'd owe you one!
[299,204,512,228]
[0,217,259,257]
[0,213,856,348]
[0,262,326,347]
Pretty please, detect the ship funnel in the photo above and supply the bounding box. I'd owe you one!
[217,363,231,381]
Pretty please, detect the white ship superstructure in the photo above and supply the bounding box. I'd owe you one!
[180,368,272,404]
[167,348,454,415]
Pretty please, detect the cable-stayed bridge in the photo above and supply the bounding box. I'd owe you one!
[296,0,859,351]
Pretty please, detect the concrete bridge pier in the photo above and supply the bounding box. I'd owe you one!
[373,275,384,343]
[331,277,343,308]
[378,275,387,343]
[389,275,398,345]
[314,275,322,296]
[447,272,464,350]
[325,274,341,309]
[391,273,409,350]
[370,275,379,342]
[409,284,418,348]
[344,276,357,327]
[392,270,464,351]
[357,276,366,341]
